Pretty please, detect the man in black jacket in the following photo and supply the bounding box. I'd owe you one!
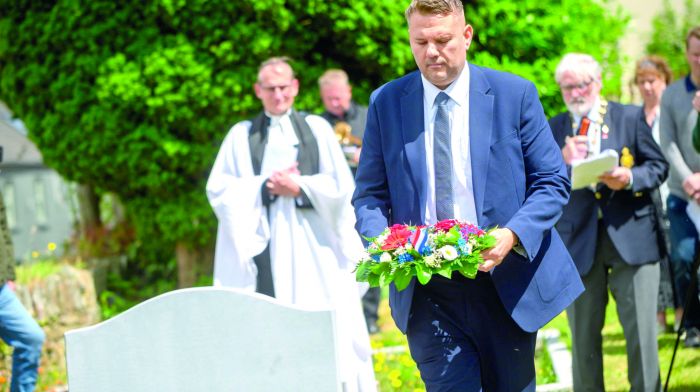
[550,53,668,392]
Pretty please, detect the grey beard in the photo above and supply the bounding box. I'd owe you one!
[566,101,592,118]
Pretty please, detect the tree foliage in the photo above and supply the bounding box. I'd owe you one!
[0,0,413,264]
[466,0,628,116]
[646,0,700,80]
[0,0,627,280]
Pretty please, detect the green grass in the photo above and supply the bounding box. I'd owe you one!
[14,260,63,285]
[541,295,700,391]
[373,293,700,391]
[371,298,558,391]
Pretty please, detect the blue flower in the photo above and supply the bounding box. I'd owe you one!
[398,253,414,264]
[420,246,433,256]
[371,254,381,263]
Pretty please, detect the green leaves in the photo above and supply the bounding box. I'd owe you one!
[414,263,432,285]
[466,0,627,116]
[0,0,629,277]
[393,267,413,292]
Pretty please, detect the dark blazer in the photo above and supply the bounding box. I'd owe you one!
[549,102,668,276]
[352,65,584,333]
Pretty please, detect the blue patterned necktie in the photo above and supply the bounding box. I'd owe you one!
[434,92,454,221]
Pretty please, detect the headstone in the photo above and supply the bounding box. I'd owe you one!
[64,287,340,392]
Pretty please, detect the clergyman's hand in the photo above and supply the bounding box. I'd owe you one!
[266,163,301,197]
[479,228,518,272]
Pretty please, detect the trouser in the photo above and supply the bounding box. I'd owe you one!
[666,194,700,328]
[361,287,380,330]
[406,272,536,392]
[567,227,660,392]
[0,283,45,392]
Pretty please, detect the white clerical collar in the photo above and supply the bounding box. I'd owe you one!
[265,109,293,127]
[573,97,601,126]
[421,64,470,108]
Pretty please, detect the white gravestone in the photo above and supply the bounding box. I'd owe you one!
[65,287,340,391]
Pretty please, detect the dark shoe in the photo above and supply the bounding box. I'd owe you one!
[685,327,700,348]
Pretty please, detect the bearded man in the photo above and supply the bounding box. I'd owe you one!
[549,53,668,392]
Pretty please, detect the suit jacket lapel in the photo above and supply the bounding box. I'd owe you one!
[600,106,615,152]
[469,64,494,221]
[401,74,427,223]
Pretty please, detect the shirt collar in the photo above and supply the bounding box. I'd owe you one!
[421,64,470,108]
[685,75,698,92]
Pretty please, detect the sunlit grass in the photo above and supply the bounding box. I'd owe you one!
[543,294,700,391]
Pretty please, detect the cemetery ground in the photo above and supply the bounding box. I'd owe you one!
[0,266,699,391]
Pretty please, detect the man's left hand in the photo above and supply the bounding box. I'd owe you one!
[598,167,631,190]
[479,228,518,272]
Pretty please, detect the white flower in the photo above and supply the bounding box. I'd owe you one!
[380,252,392,263]
[424,254,440,268]
[395,246,406,255]
[360,251,373,263]
[463,243,472,255]
[439,245,459,261]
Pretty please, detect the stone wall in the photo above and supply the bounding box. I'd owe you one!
[1,265,100,388]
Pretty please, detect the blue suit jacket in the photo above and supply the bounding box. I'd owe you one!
[549,103,668,276]
[352,65,584,333]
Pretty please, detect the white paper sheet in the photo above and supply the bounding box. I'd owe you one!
[570,149,619,190]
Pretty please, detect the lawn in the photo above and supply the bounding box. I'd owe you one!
[372,293,700,391]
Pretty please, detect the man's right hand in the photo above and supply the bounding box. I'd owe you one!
[683,173,700,203]
[562,135,589,165]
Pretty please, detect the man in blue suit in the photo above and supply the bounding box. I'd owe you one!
[550,53,667,392]
[352,1,583,390]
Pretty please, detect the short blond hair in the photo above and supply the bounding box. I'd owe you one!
[318,69,349,88]
[405,0,463,21]
[257,56,295,82]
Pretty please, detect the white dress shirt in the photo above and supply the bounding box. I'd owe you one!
[421,66,478,225]
[572,97,602,157]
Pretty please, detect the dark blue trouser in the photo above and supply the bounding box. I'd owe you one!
[406,272,536,392]
[666,194,700,328]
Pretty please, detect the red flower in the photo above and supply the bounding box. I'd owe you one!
[434,219,460,233]
[382,225,412,250]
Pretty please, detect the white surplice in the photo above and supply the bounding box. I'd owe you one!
[206,113,376,391]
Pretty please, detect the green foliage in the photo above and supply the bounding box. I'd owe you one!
[466,0,628,116]
[0,0,413,265]
[646,0,700,80]
[14,259,62,285]
[0,0,628,284]
[99,256,178,319]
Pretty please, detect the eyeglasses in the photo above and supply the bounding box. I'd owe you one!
[560,79,595,93]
